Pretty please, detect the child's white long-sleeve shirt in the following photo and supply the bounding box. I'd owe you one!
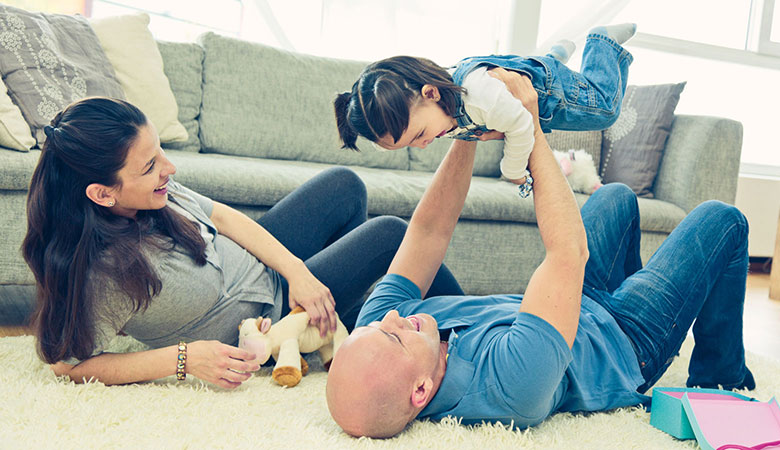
[445,67,535,180]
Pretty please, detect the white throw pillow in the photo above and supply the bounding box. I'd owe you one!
[0,79,35,152]
[90,13,188,143]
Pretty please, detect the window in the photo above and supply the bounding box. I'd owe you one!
[612,0,753,49]
[90,0,243,42]
[537,0,780,172]
[246,0,508,66]
[758,0,780,55]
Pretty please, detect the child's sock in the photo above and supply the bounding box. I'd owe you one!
[548,40,576,64]
[589,23,637,45]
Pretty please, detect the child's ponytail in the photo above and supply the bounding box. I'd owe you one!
[334,92,360,150]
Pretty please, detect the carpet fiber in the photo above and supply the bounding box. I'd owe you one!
[1,335,778,449]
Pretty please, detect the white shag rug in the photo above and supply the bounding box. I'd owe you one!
[1,335,777,449]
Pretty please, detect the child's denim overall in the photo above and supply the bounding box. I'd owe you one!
[449,33,633,137]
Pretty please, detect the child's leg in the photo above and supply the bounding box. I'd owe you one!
[589,23,637,45]
[547,40,576,64]
[539,32,633,132]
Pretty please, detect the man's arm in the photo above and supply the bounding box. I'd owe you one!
[490,68,588,348]
[387,139,477,297]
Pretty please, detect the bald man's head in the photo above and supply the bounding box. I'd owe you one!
[326,311,447,438]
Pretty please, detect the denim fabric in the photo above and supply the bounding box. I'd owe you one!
[451,33,633,134]
[580,184,751,392]
[255,167,463,330]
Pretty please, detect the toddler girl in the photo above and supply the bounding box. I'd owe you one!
[334,24,636,194]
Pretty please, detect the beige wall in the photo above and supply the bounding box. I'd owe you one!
[736,174,780,257]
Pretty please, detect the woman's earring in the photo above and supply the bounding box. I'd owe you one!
[107,201,114,207]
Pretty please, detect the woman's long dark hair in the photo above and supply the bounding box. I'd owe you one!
[22,97,207,364]
[334,55,465,150]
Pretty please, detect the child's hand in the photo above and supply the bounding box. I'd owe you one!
[476,130,505,141]
[501,175,528,185]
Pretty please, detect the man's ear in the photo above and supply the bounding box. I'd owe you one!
[85,183,116,208]
[420,84,441,102]
[411,377,433,408]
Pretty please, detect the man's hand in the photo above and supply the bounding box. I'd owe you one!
[487,67,539,120]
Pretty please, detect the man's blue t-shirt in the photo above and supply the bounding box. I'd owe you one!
[356,274,649,429]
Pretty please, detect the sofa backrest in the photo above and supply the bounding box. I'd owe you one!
[409,129,604,178]
[158,40,204,154]
[195,32,409,170]
[156,34,605,177]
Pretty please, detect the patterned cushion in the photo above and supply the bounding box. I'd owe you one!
[600,83,686,198]
[0,5,125,146]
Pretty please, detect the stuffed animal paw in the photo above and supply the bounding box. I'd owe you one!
[238,307,348,387]
[553,149,602,194]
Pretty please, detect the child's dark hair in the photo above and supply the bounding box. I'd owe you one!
[334,56,465,150]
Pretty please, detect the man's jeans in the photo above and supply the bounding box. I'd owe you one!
[451,33,633,134]
[580,184,751,392]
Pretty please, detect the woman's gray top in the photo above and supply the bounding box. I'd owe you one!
[69,179,282,363]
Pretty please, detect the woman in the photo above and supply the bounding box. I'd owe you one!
[22,97,462,388]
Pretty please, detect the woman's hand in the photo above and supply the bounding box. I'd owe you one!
[186,340,259,389]
[286,263,337,337]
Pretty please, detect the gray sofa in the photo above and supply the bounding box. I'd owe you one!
[0,32,743,324]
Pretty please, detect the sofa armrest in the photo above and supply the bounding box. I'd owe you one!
[653,114,743,212]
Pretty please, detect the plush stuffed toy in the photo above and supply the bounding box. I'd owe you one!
[553,149,603,195]
[238,306,348,387]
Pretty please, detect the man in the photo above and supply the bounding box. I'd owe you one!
[326,69,754,438]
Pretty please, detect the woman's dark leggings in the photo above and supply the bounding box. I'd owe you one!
[256,166,464,330]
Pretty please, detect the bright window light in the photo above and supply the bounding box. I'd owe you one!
[612,0,752,49]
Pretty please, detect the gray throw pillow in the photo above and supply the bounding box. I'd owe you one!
[600,82,686,198]
[0,6,125,146]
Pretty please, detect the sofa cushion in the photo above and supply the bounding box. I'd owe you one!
[408,129,603,178]
[408,138,504,177]
[0,79,35,152]
[546,130,602,169]
[0,190,35,284]
[601,82,686,198]
[157,41,204,153]
[0,149,39,190]
[197,32,408,170]
[165,150,686,232]
[0,5,126,146]
[89,13,189,144]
